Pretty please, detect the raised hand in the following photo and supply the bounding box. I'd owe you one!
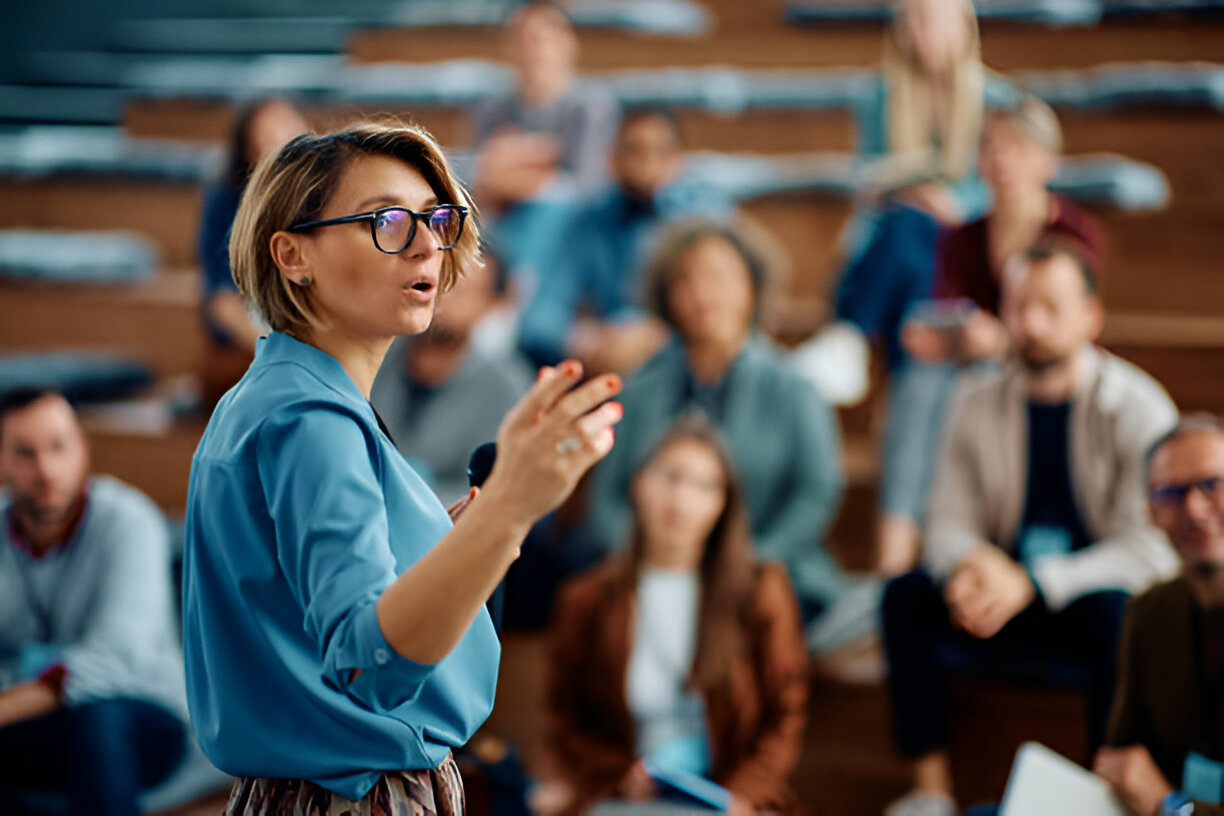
[481,360,623,526]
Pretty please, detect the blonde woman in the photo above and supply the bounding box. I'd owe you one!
[181,122,623,814]
[817,0,1019,382]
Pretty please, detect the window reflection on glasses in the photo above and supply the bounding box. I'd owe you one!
[1150,476,1224,512]
[287,204,468,253]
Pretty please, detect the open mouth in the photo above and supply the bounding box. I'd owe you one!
[409,281,434,293]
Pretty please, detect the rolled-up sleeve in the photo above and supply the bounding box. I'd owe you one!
[257,405,438,712]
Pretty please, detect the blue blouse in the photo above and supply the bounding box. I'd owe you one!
[182,332,500,800]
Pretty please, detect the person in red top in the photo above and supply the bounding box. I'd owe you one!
[876,96,1105,576]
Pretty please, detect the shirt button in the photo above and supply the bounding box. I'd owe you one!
[374,649,390,665]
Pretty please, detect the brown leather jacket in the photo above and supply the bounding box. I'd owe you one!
[546,561,808,812]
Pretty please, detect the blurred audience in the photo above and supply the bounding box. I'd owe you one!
[796,0,1013,402]
[518,106,734,374]
[197,97,309,407]
[881,241,1179,816]
[545,415,806,815]
[472,0,620,288]
[370,254,532,507]
[876,97,1104,574]
[0,389,187,816]
[1095,415,1224,816]
[585,218,849,628]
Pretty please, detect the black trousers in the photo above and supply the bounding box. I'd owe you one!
[882,569,1128,759]
[0,697,185,816]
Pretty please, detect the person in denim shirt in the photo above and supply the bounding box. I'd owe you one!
[518,107,734,374]
[182,122,623,814]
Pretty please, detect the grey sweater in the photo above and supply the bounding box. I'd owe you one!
[924,346,1179,610]
[0,475,187,720]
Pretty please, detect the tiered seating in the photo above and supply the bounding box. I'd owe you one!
[786,0,1224,25]
[2,3,1222,810]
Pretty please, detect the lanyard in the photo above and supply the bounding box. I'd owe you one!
[9,547,56,643]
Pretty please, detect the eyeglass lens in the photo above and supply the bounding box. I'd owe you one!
[372,207,464,252]
[1152,476,1224,508]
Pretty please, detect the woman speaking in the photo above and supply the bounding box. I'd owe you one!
[181,122,623,814]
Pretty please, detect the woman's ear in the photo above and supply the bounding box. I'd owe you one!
[269,231,312,287]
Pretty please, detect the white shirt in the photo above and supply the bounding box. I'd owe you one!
[626,568,710,774]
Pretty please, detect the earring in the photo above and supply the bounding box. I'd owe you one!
[297,276,312,287]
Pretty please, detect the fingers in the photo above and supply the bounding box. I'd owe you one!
[505,362,585,428]
[1094,749,1122,785]
[551,371,623,426]
[445,487,479,523]
[573,401,623,445]
[944,568,976,607]
[965,603,1005,639]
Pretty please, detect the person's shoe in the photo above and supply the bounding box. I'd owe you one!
[883,790,957,816]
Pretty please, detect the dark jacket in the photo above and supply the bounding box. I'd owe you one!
[1108,576,1224,815]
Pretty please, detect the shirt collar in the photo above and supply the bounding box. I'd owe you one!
[255,332,368,404]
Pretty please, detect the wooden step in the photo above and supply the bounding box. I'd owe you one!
[122,96,858,155]
[1063,109,1224,318]
[1105,344,1224,414]
[0,269,205,377]
[0,179,202,267]
[85,417,205,514]
[347,16,1224,71]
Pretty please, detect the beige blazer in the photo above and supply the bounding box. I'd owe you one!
[924,346,1179,610]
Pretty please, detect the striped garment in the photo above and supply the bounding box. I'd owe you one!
[223,754,464,816]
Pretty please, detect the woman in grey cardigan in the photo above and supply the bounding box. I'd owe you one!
[585,218,847,623]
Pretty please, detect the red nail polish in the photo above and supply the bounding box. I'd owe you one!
[605,375,621,389]
[562,360,581,376]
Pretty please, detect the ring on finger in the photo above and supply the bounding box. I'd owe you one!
[555,437,582,456]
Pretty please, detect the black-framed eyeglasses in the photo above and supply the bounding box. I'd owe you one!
[1150,475,1224,510]
[287,204,468,253]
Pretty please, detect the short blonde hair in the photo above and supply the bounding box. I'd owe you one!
[229,120,481,335]
[990,94,1063,154]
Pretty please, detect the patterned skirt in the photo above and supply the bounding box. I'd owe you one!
[222,753,465,816]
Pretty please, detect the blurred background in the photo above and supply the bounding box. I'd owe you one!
[0,0,1222,813]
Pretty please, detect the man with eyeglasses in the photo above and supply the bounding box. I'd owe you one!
[1093,414,1224,816]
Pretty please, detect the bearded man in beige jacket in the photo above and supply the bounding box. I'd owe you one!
[882,237,1179,816]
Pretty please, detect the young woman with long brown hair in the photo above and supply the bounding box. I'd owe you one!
[546,414,808,815]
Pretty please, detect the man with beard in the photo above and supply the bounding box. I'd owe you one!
[1094,415,1224,816]
[0,389,187,815]
[880,238,1179,816]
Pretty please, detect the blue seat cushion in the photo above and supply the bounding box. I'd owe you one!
[0,352,154,404]
[0,230,156,284]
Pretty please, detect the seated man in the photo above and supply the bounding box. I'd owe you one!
[471,0,619,283]
[882,240,1179,816]
[517,106,734,374]
[1095,415,1224,816]
[876,95,1104,574]
[0,388,187,816]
